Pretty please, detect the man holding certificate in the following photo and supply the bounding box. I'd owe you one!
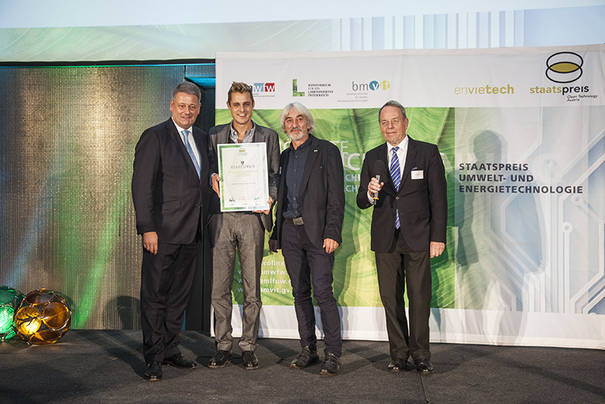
[208,82,280,370]
[270,102,345,376]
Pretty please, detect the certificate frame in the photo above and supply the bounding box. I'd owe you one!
[217,142,269,212]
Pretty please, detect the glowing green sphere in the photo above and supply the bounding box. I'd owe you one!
[0,286,24,341]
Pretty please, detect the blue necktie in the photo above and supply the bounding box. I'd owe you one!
[182,129,200,178]
[390,146,401,229]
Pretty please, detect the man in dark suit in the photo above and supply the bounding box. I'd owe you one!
[207,82,280,370]
[270,102,345,376]
[357,100,447,374]
[132,81,211,381]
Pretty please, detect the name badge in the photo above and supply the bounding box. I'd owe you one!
[411,170,424,180]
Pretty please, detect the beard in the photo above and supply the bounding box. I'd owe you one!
[288,128,306,142]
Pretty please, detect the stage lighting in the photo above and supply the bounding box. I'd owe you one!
[0,286,24,342]
[14,289,71,345]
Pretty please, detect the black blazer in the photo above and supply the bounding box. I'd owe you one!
[207,122,280,232]
[132,119,211,245]
[271,135,345,249]
[356,136,447,252]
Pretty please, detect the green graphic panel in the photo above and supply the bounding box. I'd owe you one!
[216,107,455,308]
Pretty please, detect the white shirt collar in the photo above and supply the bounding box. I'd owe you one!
[172,119,191,135]
[387,135,408,152]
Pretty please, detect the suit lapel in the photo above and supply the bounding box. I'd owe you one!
[279,148,290,205]
[399,136,416,192]
[300,136,319,194]
[169,120,200,181]
[192,128,206,183]
[253,124,266,143]
[379,143,397,194]
[218,125,230,144]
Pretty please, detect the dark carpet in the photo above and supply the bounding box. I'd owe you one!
[1,330,603,403]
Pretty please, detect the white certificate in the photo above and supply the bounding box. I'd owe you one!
[217,142,269,212]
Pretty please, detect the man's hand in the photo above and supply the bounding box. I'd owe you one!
[143,232,159,255]
[430,241,445,258]
[211,173,221,197]
[253,196,274,215]
[323,238,339,254]
[368,177,384,197]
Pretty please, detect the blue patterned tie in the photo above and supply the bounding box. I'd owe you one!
[182,129,200,178]
[390,146,401,229]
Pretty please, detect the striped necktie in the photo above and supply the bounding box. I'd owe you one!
[390,146,401,229]
[182,129,200,178]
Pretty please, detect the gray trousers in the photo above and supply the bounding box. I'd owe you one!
[211,212,264,352]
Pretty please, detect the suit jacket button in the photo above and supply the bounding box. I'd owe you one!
[395,196,399,200]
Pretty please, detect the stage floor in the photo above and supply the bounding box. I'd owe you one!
[1,330,604,403]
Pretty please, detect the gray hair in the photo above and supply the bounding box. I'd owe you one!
[280,102,315,131]
[172,81,201,102]
[378,100,406,122]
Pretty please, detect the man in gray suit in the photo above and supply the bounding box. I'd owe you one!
[208,82,280,370]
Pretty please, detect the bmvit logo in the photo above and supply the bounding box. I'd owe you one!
[352,80,390,92]
[253,82,276,93]
[545,52,583,84]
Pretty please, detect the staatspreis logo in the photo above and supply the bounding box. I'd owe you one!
[545,52,583,83]
[530,51,595,101]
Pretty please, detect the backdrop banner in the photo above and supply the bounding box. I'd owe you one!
[215,45,605,349]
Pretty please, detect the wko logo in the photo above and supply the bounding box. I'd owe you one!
[545,52,583,83]
[352,80,390,92]
[253,82,276,94]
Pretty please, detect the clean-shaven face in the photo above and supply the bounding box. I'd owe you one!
[379,105,409,146]
[169,92,200,129]
[228,91,254,126]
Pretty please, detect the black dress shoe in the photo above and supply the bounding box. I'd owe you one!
[163,354,198,369]
[415,359,434,374]
[242,351,259,370]
[209,350,232,368]
[387,358,410,373]
[144,361,162,382]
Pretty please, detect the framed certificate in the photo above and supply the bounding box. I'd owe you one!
[217,142,269,212]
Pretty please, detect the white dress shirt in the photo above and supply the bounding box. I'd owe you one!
[368,136,409,203]
[173,120,200,167]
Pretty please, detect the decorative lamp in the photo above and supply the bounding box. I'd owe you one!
[14,288,71,345]
[0,286,24,341]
